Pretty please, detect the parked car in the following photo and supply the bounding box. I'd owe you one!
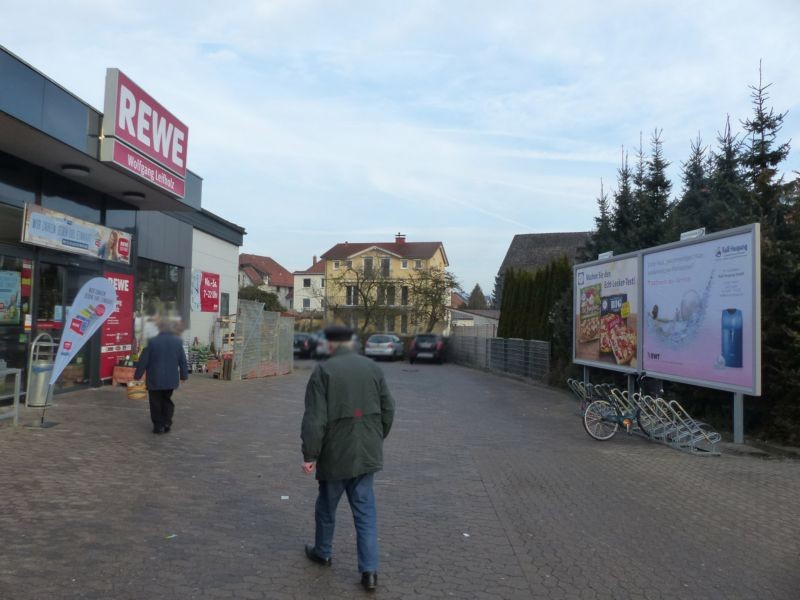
[409,333,445,364]
[293,333,314,358]
[313,331,363,359]
[364,334,405,361]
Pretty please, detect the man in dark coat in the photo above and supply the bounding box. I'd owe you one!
[134,319,188,434]
[301,325,395,592]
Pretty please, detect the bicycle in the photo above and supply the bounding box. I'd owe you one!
[582,376,650,441]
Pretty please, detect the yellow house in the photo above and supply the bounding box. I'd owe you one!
[320,234,450,335]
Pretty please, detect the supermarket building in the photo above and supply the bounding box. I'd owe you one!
[0,46,245,395]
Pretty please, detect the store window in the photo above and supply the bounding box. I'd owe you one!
[135,258,184,352]
[42,172,102,223]
[105,197,137,232]
[0,254,33,379]
[0,150,36,209]
[220,293,230,317]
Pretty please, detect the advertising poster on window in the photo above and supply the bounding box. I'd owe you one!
[21,204,133,264]
[0,270,22,324]
[574,255,639,372]
[100,272,135,380]
[642,225,761,395]
[191,270,220,312]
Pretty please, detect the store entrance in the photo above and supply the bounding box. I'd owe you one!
[36,261,99,390]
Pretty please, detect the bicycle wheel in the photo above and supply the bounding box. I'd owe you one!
[583,400,619,441]
[636,410,656,437]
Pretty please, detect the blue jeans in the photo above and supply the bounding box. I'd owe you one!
[314,472,379,573]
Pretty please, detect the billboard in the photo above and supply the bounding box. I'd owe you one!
[641,225,761,395]
[191,270,220,313]
[574,255,639,372]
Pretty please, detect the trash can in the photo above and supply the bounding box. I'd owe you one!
[27,361,54,407]
[26,333,57,407]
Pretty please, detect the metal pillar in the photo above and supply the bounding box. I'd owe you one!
[733,392,744,444]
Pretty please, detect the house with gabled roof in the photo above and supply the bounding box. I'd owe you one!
[293,256,326,313]
[238,253,294,310]
[320,233,450,334]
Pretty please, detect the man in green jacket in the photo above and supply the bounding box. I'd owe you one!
[301,325,395,592]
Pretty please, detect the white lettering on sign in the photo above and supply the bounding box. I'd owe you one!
[109,70,188,176]
[109,278,129,292]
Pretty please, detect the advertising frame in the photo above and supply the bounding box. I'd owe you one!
[573,250,642,374]
[640,224,761,396]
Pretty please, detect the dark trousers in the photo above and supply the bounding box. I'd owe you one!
[148,389,175,430]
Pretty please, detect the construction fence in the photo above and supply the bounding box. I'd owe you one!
[448,325,550,383]
[231,300,294,380]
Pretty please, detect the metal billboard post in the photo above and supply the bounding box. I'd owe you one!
[733,392,744,444]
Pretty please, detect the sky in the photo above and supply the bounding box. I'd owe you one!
[2,1,799,296]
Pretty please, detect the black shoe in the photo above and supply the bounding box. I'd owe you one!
[163,425,171,433]
[304,544,331,566]
[361,572,377,592]
[153,427,165,434]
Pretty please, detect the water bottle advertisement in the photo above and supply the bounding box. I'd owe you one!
[641,225,761,395]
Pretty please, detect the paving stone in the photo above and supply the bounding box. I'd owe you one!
[0,361,798,599]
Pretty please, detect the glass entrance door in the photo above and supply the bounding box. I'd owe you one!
[36,262,97,390]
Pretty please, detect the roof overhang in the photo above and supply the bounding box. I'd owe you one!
[0,111,195,211]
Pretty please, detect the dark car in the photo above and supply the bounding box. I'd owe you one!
[294,333,314,358]
[409,334,445,364]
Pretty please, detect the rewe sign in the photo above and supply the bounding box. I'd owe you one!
[101,69,189,197]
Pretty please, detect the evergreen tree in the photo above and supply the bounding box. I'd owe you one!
[669,133,710,236]
[580,179,614,261]
[611,148,637,253]
[467,283,488,309]
[740,66,799,443]
[637,128,672,247]
[491,271,504,309]
[707,116,752,229]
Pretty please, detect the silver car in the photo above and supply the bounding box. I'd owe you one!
[364,334,405,361]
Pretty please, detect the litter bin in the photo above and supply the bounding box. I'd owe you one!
[27,333,58,407]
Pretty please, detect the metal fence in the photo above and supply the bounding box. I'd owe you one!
[448,328,550,383]
[231,300,294,380]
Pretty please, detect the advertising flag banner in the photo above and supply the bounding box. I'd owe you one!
[50,278,118,385]
[641,225,761,395]
[574,255,639,372]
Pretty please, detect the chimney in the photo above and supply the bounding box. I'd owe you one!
[313,255,317,264]
[395,232,406,245]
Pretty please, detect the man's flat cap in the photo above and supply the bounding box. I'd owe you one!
[324,325,354,341]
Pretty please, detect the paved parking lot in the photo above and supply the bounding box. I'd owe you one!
[1,359,799,599]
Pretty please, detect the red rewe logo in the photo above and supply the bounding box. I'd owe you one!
[117,237,130,257]
[64,341,73,350]
[354,409,363,418]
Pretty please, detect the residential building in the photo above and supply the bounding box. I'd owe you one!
[238,254,294,310]
[292,256,326,313]
[320,234,450,335]
[495,231,591,305]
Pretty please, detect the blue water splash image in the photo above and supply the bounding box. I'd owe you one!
[645,271,714,350]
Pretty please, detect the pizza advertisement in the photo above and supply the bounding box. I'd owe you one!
[574,256,639,371]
